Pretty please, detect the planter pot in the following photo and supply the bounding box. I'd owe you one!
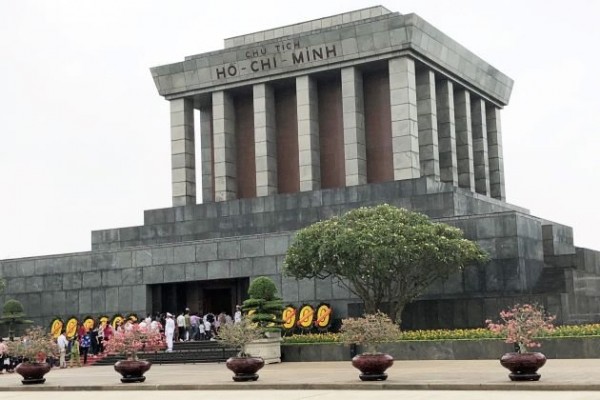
[500,352,547,381]
[15,362,51,385]
[226,356,265,382]
[244,337,281,364]
[114,359,152,383]
[351,353,394,381]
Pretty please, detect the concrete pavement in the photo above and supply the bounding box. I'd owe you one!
[1,359,600,391]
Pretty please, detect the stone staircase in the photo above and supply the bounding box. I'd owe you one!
[93,341,239,366]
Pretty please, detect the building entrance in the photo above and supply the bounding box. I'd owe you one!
[149,278,249,316]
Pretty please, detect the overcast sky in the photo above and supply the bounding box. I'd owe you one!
[0,0,598,259]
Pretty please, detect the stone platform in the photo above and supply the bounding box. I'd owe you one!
[1,359,600,391]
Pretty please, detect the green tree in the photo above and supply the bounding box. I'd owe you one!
[283,204,488,324]
[0,299,33,340]
[242,276,284,332]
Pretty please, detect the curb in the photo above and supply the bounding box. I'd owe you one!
[1,383,600,391]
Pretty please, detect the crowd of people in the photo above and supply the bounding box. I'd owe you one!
[0,305,244,371]
[162,306,242,352]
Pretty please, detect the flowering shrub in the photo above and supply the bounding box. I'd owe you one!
[216,317,265,357]
[104,323,165,360]
[486,304,555,353]
[339,311,400,352]
[6,326,59,363]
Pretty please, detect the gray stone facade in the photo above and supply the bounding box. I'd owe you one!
[2,7,600,333]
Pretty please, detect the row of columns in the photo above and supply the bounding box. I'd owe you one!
[169,57,506,207]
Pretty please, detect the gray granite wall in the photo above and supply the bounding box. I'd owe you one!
[2,177,600,331]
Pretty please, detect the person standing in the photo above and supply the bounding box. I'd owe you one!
[0,338,8,373]
[69,337,81,368]
[184,308,191,341]
[176,312,186,342]
[80,330,91,365]
[165,313,175,352]
[190,312,199,341]
[234,305,242,324]
[57,330,69,369]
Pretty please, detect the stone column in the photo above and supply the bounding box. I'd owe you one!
[170,98,196,206]
[296,75,320,191]
[212,91,237,201]
[454,89,475,190]
[200,107,214,203]
[436,80,458,185]
[341,67,367,186]
[253,83,277,196]
[416,69,440,180]
[471,98,491,196]
[486,104,506,200]
[389,57,420,180]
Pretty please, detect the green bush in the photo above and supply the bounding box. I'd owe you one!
[243,276,284,332]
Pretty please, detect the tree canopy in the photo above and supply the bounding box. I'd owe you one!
[283,204,488,324]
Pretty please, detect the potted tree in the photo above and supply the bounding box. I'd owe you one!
[103,322,165,383]
[340,311,401,381]
[486,303,555,381]
[0,300,33,341]
[217,317,266,382]
[6,326,59,384]
[242,276,284,363]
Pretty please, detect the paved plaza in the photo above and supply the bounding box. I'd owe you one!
[0,359,599,392]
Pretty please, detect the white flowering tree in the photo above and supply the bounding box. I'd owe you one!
[283,204,488,324]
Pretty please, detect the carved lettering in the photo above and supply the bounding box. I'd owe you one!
[292,52,304,64]
[215,42,341,79]
[216,67,226,79]
[325,44,337,58]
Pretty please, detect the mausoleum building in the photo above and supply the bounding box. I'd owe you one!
[2,6,600,330]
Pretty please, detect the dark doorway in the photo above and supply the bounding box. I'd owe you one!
[150,278,249,317]
[203,288,232,315]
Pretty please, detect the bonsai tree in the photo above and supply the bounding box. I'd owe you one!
[242,276,284,332]
[283,204,488,323]
[486,303,556,354]
[217,316,264,357]
[340,311,401,353]
[0,299,33,340]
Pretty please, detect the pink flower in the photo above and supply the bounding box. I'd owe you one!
[485,304,555,353]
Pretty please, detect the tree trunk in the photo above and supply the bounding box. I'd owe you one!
[391,303,405,326]
[363,299,377,315]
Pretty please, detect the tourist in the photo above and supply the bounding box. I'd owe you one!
[80,330,91,365]
[0,338,7,373]
[57,330,68,369]
[96,325,104,354]
[69,336,81,368]
[203,314,214,340]
[89,325,99,356]
[165,312,175,352]
[176,312,186,342]
[190,312,200,341]
[198,316,206,340]
[184,308,191,341]
[234,305,242,324]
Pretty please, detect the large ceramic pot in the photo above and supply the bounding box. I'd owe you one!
[500,352,547,381]
[114,359,152,383]
[225,356,265,382]
[351,353,394,381]
[15,362,51,385]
